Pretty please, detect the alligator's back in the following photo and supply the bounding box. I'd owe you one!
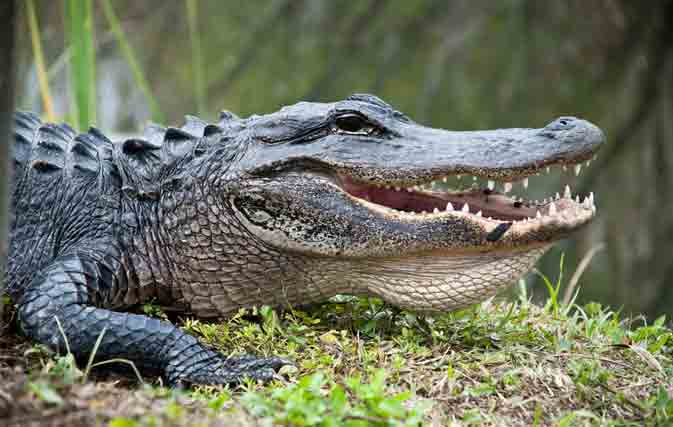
[7,111,288,385]
[7,112,121,300]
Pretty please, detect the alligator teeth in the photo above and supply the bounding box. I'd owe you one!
[575,195,580,203]
[503,182,512,193]
[473,176,478,181]
[384,185,391,190]
[555,192,560,200]
[564,185,571,199]
[395,186,401,192]
[574,164,582,176]
[487,180,495,190]
[433,207,439,214]
[589,192,594,204]
[562,165,567,171]
[476,210,482,217]
[546,167,551,174]
[407,188,413,193]
[456,175,462,180]
[536,211,542,219]
[446,202,454,211]
[549,202,557,215]
[522,178,529,189]
[462,203,470,213]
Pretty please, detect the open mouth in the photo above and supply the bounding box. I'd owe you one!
[335,158,597,231]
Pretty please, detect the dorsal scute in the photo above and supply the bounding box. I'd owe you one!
[163,127,200,162]
[12,112,115,182]
[87,126,112,146]
[31,122,75,172]
[219,110,240,124]
[143,123,167,146]
[13,112,41,167]
[182,115,209,136]
[119,113,233,200]
[13,112,42,141]
[37,123,71,152]
[164,126,197,142]
[71,132,105,174]
[122,137,161,156]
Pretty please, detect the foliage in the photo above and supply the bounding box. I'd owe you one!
[100,0,164,123]
[63,0,96,129]
[4,287,672,426]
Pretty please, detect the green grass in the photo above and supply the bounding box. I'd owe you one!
[64,0,96,130]
[100,0,164,123]
[30,1,165,128]
[7,281,671,426]
[26,0,55,122]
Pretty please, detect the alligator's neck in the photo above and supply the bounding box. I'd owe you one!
[128,187,551,316]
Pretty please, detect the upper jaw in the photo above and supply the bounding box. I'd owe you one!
[336,116,605,184]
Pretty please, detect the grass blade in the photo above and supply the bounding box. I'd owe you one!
[64,0,96,129]
[53,315,71,355]
[26,0,55,121]
[101,0,164,123]
[186,0,206,116]
[83,326,106,383]
[91,359,144,384]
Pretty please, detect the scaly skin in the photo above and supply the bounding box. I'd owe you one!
[6,94,604,385]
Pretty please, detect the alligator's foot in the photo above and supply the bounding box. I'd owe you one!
[165,353,292,386]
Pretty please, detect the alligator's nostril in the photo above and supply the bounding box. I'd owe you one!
[559,119,569,126]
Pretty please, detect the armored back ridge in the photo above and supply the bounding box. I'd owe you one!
[9,113,119,299]
[7,95,604,385]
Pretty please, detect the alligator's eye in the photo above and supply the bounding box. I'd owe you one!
[334,114,375,135]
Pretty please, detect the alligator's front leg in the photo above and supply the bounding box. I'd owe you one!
[16,247,288,385]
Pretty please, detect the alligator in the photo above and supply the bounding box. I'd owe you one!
[6,94,604,385]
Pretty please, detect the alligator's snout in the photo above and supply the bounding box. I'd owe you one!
[541,116,605,155]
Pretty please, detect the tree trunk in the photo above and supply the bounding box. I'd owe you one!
[0,0,16,330]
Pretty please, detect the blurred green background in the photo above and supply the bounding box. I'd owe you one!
[12,0,673,319]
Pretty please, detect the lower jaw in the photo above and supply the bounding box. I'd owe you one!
[318,245,550,312]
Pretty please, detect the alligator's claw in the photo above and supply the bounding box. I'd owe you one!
[166,353,292,386]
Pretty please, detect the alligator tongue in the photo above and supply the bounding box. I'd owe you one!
[339,175,538,221]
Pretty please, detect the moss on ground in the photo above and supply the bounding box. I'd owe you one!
[1,288,672,426]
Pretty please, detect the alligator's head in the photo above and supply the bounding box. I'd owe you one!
[173,94,604,313]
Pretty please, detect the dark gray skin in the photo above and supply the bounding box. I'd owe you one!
[6,94,604,385]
